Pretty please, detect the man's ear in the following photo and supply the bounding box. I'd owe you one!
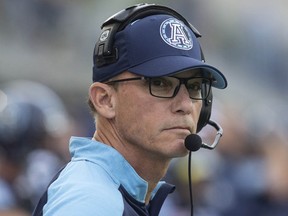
[89,82,116,119]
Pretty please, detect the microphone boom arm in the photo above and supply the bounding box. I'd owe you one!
[201,120,223,150]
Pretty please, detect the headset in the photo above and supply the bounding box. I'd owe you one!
[93,3,212,133]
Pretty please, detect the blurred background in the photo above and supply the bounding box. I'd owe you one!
[0,0,287,215]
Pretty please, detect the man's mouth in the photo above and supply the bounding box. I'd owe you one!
[165,126,191,134]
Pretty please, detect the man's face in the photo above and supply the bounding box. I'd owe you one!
[111,70,203,160]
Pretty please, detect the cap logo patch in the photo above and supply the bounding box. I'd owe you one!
[160,18,193,50]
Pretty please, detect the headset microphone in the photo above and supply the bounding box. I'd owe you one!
[185,134,202,152]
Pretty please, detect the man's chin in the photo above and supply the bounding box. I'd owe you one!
[169,142,190,158]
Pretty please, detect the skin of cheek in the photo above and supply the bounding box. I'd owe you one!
[113,85,200,159]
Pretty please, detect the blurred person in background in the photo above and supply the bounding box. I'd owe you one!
[0,80,72,215]
[260,132,288,215]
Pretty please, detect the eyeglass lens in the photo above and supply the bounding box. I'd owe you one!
[148,77,211,100]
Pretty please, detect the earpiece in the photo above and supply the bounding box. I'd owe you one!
[197,88,212,133]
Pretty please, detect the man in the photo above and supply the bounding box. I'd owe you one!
[33,3,227,216]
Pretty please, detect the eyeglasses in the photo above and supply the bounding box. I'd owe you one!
[105,76,212,100]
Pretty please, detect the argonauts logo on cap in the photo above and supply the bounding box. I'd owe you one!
[160,18,193,50]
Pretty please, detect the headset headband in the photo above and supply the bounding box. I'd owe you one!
[94,3,202,67]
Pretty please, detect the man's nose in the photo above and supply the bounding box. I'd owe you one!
[172,84,195,114]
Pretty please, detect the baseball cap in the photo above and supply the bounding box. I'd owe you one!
[93,14,227,89]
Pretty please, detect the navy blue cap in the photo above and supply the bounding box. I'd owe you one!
[93,14,227,89]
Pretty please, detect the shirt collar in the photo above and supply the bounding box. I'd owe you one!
[69,136,166,203]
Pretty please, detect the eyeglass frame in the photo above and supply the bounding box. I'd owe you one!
[104,76,212,100]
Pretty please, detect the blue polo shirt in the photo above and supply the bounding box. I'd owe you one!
[34,137,174,216]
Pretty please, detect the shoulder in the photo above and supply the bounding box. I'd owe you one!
[43,160,124,216]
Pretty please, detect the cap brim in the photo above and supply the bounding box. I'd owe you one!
[128,56,227,89]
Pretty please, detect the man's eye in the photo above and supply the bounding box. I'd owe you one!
[151,78,171,87]
[188,83,201,91]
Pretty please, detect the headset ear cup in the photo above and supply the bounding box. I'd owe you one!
[197,90,212,133]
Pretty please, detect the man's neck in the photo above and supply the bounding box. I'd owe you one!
[123,151,171,204]
[94,127,171,204]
